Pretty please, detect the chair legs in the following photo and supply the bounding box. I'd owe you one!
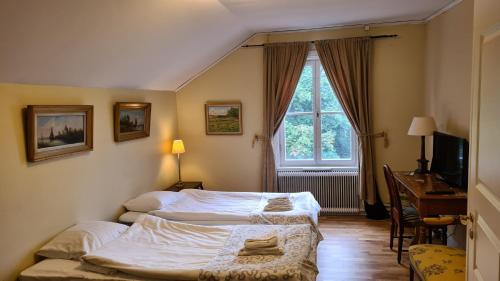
[426,226,448,245]
[414,224,421,245]
[390,218,395,250]
[393,222,419,264]
[397,224,404,264]
[409,265,415,281]
[442,226,448,245]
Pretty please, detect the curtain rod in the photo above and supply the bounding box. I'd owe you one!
[241,34,398,48]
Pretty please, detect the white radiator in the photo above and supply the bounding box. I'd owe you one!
[277,168,362,215]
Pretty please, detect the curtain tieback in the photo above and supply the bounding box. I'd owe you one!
[358,131,388,148]
[252,134,266,148]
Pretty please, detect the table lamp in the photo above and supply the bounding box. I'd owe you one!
[172,139,185,186]
[408,116,437,174]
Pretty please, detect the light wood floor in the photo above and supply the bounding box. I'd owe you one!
[317,216,410,281]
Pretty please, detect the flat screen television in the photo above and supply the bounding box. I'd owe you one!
[430,132,469,189]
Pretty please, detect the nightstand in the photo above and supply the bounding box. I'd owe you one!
[166,181,203,192]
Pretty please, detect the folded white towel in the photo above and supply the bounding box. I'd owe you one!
[238,246,284,256]
[264,198,293,212]
[264,197,293,212]
[264,204,293,212]
[238,232,286,256]
[269,196,290,202]
[244,235,278,249]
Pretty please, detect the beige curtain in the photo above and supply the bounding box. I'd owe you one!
[262,42,309,192]
[315,37,377,204]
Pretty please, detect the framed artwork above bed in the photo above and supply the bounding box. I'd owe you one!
[25,105,94,162]
[114,102,151,142]
[205,102,242,135]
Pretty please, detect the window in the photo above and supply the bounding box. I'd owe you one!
[279,52,357,167]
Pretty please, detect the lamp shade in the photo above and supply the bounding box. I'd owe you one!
[408,117,437,136]
[171,139,185,154]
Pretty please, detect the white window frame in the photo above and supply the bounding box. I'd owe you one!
[278,52,358,168]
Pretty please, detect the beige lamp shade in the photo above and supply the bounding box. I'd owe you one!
[171,139,185,154]
[408,117,437,136]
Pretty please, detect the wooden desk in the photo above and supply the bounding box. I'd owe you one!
[393,172,467,217]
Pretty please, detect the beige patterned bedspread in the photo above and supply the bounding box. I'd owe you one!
[199,224,320,281]
[250,212,324,241]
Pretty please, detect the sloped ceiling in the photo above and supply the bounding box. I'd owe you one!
[0,0,456,91]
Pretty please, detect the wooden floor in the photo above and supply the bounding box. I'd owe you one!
[317,216,410,281]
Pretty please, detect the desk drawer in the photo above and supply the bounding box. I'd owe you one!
[418,198,467,217]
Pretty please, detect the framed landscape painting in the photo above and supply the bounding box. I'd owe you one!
[114,102,151,142]
[26,105,93,162]
[205,102,242,135]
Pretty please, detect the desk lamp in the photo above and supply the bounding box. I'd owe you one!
[408,116,437,174]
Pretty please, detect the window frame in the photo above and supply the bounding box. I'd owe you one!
[278,51,358,168]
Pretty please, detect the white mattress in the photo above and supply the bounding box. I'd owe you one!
[19,259,162,281]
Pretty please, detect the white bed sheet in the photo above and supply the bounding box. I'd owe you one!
[151,189,262,221]
[119,211,248,226]
[19,259,159,281]
[149,189,320,224]
[83,215,232,280]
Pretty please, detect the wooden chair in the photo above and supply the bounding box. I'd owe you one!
[383,164,420,264]
[409,244,465,281]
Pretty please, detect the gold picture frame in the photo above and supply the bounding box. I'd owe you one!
[205,102,242,135]
[26,105,94,162]
[114,102,151,142]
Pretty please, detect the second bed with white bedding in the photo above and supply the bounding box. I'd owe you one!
[120,189,321,227]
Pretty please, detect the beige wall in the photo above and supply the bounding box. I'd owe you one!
[177,24,427,202]
[0,83,178,281]
[177,48,264,192]
[424,0,474,139]
[424,0,474,249]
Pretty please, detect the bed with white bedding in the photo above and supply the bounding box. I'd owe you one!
[119,189,321,227]
[20,215,320,281]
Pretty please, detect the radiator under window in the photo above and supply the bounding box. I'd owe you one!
[277,168,362,215]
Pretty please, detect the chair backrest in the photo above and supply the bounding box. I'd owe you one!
[383,164,403,220]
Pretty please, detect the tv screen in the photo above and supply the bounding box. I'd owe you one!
[430,132,469,189]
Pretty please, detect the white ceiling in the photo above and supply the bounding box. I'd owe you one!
[0,0,456,91]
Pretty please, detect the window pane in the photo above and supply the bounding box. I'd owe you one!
[320,66,342,112]
[321,113,352,160]
[288,64,313,113]
[284,114,314,160]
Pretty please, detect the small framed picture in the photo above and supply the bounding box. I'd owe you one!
[205,102,242,135]
[26,105,93,162]
[114,102,151,142]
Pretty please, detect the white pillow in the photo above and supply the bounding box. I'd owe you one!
[123,191,184,212]
[118,211,144,224]
[37,221,128,260]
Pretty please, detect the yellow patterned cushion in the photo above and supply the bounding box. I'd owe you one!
[423,216,455,225]
[409,244,465,281]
